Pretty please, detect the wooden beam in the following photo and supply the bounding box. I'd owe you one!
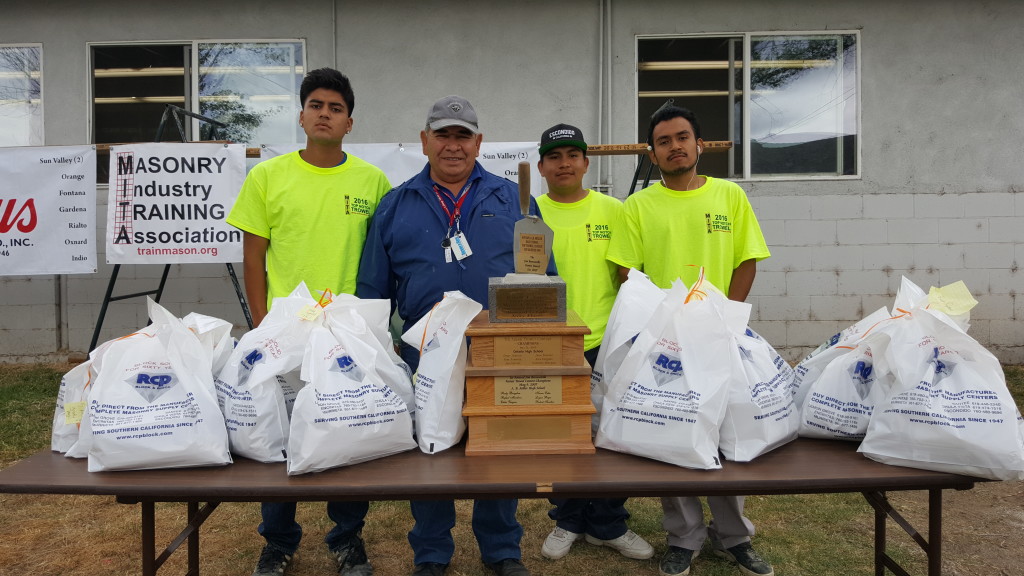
[96,141,733,159]
[587,141,732,156]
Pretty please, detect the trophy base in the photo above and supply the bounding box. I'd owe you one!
[487,274,566,323]
[463,311,594,456]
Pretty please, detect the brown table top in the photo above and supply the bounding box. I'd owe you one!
[0,439,977,503]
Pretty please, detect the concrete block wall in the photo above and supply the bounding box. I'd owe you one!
[748,189,1024,365]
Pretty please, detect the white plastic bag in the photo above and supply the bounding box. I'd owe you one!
[720,328,799,461]
[64,328,161,459]
[798,331,893,441]
[590,268,667,428]
[325,296,415,416]
[400,291,483,454]
[859,307,1024,481]
[84,298,231,472]
[324,294,411,373]
[596,277,740,469]
[214,283,318,462]
[181,311,236,376]
[287,323,415,475]
[51,361,93,453]
[790,306,891,407]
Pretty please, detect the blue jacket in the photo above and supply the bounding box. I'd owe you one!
[357,162,556,331]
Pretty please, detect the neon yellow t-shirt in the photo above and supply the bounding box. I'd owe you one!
[606,177,770,293]
[537,190,622,351]
[226,150,391,308]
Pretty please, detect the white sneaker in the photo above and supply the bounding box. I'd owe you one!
[585,530,655,559]
[541,527,583,560]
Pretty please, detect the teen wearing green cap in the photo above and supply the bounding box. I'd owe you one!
[534,123,655,563]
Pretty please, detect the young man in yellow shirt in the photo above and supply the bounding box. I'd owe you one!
[227,67,389,576]
[607,107,772,576]
[534,123,654,563]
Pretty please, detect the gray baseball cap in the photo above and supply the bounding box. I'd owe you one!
[426,95,479,133]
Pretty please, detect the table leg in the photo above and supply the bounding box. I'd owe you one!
[928,489,942,576]
[873,491,886,576]
[863,490,939,576]
[142,501,156,576]
[188,502,200,576]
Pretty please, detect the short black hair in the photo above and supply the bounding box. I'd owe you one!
[299,68,355,113]
[647,106,702,145]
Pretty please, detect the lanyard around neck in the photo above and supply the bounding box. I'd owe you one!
[432,181,473,227]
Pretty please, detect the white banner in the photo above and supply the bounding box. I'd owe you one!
[106,143,246,264]
[0,145,97,276]
[261,142,544,194]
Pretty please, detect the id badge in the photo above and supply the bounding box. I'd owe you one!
[451,232,472,260]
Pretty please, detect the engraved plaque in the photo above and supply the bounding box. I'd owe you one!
[495,375,562,405]
[494,287,559,320]
[487,416,572,440]
[515,232,549,274]
[494,336,559,366]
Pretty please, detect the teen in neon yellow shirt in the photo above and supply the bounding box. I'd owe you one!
[536,123,655,565]
[615,106,774,576]
[227,68,389,576]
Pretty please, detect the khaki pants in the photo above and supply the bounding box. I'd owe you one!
[660,496,755,551]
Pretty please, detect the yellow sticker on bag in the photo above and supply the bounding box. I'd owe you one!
[64,401,86,425]
[297,305,324,322]
[928,281,978,317]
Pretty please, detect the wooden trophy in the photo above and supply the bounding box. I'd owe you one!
[463,162,595,456]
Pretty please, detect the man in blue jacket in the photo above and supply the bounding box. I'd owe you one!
[358,95,547,576]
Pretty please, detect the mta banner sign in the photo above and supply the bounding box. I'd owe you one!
[0,145,97,276]
[107,143,245,264]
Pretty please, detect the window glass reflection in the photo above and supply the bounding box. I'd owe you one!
[0,45,43,147]
[198,42,303,145]
[749,35,858,176]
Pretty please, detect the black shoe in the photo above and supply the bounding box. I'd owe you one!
[330,535,373,576]
[411,562,448,576]
[659,546,697,576]
[252,545,292,576]
[713,542,774,576]
[484,558,531,576]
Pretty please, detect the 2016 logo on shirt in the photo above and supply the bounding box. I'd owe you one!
[585,223,612,242]
[705,213,732,234]
[344,195,373,217]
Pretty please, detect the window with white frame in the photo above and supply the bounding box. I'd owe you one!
[0,44,43,147]
[638,32,859,180]
[91,40,304,181]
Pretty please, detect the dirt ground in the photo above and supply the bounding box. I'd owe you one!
[888,479,1023,576]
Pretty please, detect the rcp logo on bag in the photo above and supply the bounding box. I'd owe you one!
[236,348,265,386]
[929,348,957,385]
[649,351,683,387]
[850,360,874,400]
[130,372,178,402]
[331,354,365,381]
[422,333,441,354]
